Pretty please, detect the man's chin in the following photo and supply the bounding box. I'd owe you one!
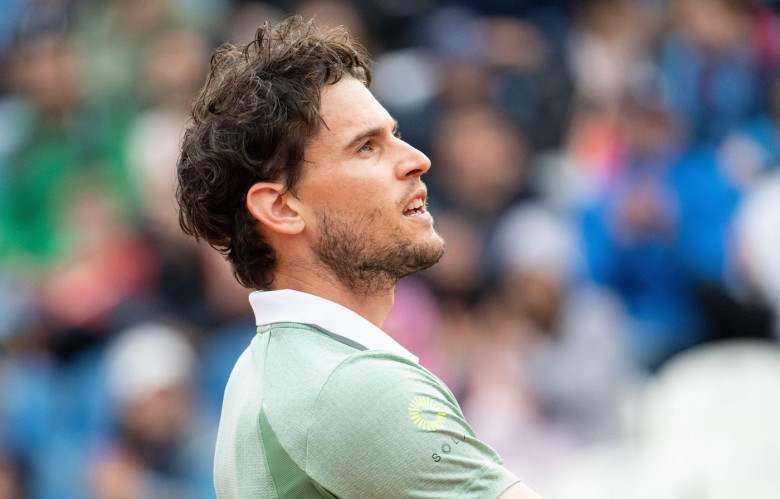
[403,234,445,275]
[313,212,446,291]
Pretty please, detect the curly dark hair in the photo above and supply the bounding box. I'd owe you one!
[176,16,371,289]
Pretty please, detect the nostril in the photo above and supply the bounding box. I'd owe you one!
[404,167,425,179]
[401,160,430,179]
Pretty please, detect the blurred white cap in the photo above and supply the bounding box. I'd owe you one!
[372,49,438,110]
[105,322,197,405]
[493,203,582,283]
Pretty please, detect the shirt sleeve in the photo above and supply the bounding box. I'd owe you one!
[305,351,521,498]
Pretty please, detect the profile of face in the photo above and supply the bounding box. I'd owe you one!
[293,77,445,292]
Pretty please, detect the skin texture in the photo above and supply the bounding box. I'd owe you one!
[246,77,444,327]
[301,78,446,294]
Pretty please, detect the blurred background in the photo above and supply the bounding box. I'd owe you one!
[3,0,780,497]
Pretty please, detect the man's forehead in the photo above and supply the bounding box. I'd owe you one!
[318,78,394,137]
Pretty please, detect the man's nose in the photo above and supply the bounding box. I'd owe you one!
[396,141,431,179]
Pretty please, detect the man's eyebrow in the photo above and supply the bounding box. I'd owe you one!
[343,120,400,150]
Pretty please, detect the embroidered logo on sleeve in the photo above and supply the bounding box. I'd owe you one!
[408,395,447,431]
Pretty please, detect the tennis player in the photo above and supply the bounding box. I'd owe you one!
[176,16,541,498]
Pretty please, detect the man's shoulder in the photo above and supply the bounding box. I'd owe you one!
[266,326,436,409]
[304,351,521,498]
[309,349,460,434]
[263,321,422,375]
[263,321,361,364]
[319,349,435,395]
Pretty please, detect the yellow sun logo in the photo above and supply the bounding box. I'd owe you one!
[408,395,447,431]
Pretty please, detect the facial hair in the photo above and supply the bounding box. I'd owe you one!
[313,208,445,295]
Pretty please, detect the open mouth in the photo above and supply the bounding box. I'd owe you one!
[404,196,426,216]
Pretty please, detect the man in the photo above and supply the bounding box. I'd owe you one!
[176,16,541,498]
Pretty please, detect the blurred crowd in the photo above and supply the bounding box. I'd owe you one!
[3,0,780,497]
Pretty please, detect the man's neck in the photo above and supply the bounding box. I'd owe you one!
[269,271,395,328]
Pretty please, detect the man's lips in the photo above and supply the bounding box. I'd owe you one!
[403,189,427,215]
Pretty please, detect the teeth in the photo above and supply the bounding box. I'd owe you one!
[405,198,424,212]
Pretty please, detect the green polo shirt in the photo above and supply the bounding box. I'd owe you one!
[213,290,520,498]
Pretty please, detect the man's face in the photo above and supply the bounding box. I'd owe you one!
[293,77,444,293]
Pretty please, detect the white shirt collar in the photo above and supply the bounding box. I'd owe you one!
[248,289,418,363]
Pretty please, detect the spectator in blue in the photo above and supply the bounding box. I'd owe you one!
[580,84,703,369]
[660,0,780,145]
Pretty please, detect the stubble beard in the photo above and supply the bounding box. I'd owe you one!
[313,209,445,296]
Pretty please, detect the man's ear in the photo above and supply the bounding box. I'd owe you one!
[246,182,305,235]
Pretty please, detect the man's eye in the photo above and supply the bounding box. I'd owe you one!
[359,141,373,153]
[393,129,402,139]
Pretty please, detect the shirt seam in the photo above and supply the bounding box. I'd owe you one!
[303,352,359,476]
[264,323,364,475]
[259,323,339,497]
[261,322,369,351]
